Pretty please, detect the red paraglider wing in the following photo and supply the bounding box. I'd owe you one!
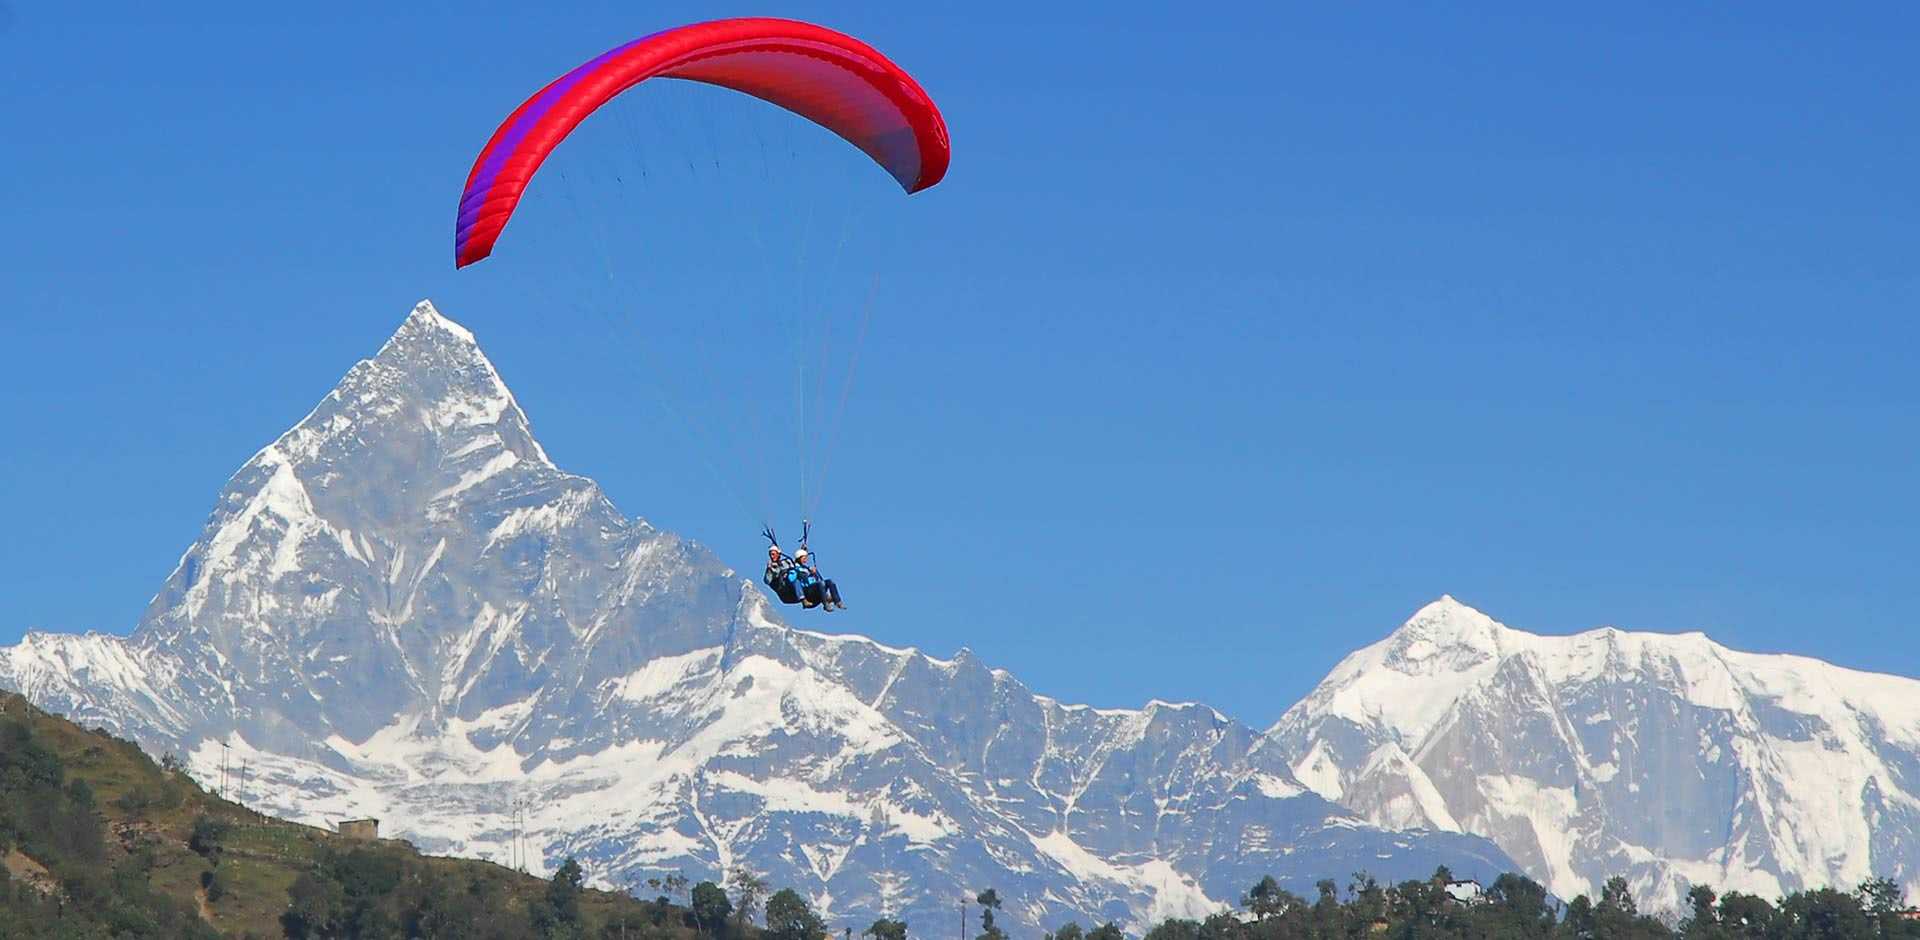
[455,17,950,268]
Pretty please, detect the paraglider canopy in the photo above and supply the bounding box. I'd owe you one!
[455,16,950,268]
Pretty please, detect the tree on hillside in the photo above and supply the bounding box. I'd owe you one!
[1308,878,1345,938]
[693,880,733,938]
[1680,885,1724,940]
[1600,877,1637,917]
[1387,876,1451,939]
[1145,918,1201,940]
[1563,894,1596,939]
[1047,921,1086,940]
[976,888,1007,940]
[1776,887,1876,940]
[866,917,910,940]
[1715,891,1775,937]
[1484,872,1557,935]
[1200,911,1242,940]
[767,887,829,940]
[1856,876,1903,915]
[731,865,770,931]
[282,870,347,939]
[1348,872,1388,928]
[1245,875,1286,921]
[1567,877,1669,940]
[533,856,585,938]
[1857,876,1918,939]
[188,813,229,860]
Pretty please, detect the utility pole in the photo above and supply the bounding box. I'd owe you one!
[510,799,522,871]
[960,898,968,940]
[508,796,532,873]
[220,740,230,799]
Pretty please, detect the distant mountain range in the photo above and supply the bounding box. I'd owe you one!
[1263,596,1920,912]
[0,303,1514,932]
[4,303,1913,924]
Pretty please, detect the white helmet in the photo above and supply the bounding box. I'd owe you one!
[794,547,810,560]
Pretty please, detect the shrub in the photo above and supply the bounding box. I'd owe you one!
[189,814,229,859]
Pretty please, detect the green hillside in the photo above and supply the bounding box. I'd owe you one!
[0,692,677,938]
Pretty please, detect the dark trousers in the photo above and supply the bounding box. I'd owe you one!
[804,579,841,606]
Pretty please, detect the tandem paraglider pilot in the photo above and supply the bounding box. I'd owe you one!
[765,544,799,604]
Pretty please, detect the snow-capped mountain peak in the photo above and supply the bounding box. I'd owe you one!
[314,298,553,470]
[1264,600,1920,914]
[1379,595,1512,670]
[1275,596,1516,756]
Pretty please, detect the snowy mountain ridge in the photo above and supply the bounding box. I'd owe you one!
[1265,596,1920,913]
[0,301,1516,933]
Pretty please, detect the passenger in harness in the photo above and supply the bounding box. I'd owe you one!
[792,546,844,611]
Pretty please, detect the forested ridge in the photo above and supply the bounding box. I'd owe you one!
[1117,870,1920,940]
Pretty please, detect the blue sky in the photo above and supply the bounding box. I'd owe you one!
[2,3,1915,727]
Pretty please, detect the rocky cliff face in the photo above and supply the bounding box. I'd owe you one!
[0,302,1516,931]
